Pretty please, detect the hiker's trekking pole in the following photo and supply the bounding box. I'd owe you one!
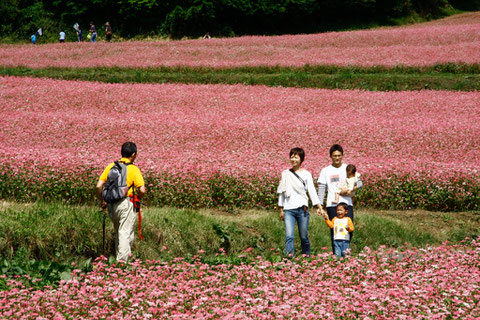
[102,208,106,256]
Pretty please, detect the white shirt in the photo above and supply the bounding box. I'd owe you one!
[318,163,353,207]
[332,217,351,241]
[278,169,320,210]
[59,32,66,40]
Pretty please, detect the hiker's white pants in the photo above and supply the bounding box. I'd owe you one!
[110,198,135,262]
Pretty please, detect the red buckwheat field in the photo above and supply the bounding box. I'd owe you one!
[1,242,480,319]
[1,75,479,209]
[0,16,479,68]
[1,11,480,320]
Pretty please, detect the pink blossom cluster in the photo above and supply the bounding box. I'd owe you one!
[1,76,479,181]
[0,16,479,68]
[1,241,479,319]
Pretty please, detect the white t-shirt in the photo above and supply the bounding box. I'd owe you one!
[318,163,353,207]
[278,169,320,210]
[332,217,351,241]
[59,32,66,40]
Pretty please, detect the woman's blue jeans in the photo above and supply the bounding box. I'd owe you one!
[284,207,310,256]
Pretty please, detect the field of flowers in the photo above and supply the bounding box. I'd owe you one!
[1,241,479,318]
[0,13,479,69]
[1,12,479,319]
[1,76,479,210]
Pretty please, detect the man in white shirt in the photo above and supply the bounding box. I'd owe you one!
[317,144,363,253]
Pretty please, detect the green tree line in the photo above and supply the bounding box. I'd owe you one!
[1,0,479,41]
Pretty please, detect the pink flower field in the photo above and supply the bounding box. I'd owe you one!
[2,76,479,178]
[1,241,479,319]
[1,75,479,209]
[0,14,479,68]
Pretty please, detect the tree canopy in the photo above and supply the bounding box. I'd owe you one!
[1,0,479,41]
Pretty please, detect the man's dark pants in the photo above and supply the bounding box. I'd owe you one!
[326,205,354,254]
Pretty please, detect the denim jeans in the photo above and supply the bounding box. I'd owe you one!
[90,33,97,42]
[334,240,350,257]
[284,207,310,256]
[327,205,354,254]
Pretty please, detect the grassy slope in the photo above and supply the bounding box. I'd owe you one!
[1,64,479,91]
[1,201,478,263]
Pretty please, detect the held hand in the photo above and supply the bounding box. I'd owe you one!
[279,209,284,221]
[322,210,328,219]
[323,208,328,219]
[316,207,327,219]
[100,201,107,210]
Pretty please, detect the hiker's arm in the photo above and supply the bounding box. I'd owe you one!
[137,185,146,199]
[96,179,107,209]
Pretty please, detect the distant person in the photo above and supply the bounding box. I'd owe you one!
[96,142,146,262]
[203,32,211,39]
[277,147,324,257]
[74,23,83,42]
[59,30,66,43]
[333,164,360,204]
[89,21,97,42]
[317,144,363,254]
[31,28,42,44]
[322,202,354,258]
[105,22,113,42]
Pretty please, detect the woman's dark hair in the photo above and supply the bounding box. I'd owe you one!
[121,142,137,158]
[329,144,344,156]
[289,147,305,163]
[346,164,356,175]
[337,202,348,211]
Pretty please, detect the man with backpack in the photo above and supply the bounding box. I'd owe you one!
[96,142,146,262]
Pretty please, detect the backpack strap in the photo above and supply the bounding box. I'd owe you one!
[118,161,135,191]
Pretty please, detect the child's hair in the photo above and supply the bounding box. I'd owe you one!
[337,202,348,211]
[346,164,356,175]
[289,147,305,164]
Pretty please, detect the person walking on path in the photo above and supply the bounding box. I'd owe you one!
[277,147,324,257]
[105,22,113,42]
[89,21,97,42]
[317,144,363,254]
[59,30,66,43]
[96,142,146,262]
[74,23,83,42]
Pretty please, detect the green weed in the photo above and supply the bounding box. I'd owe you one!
[1,64,479,91]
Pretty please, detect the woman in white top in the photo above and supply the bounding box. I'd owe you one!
[277,147,324,257]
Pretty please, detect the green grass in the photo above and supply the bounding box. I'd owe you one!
[1,64,480,91]
[1,201,478,288]
[1,201,478,262]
